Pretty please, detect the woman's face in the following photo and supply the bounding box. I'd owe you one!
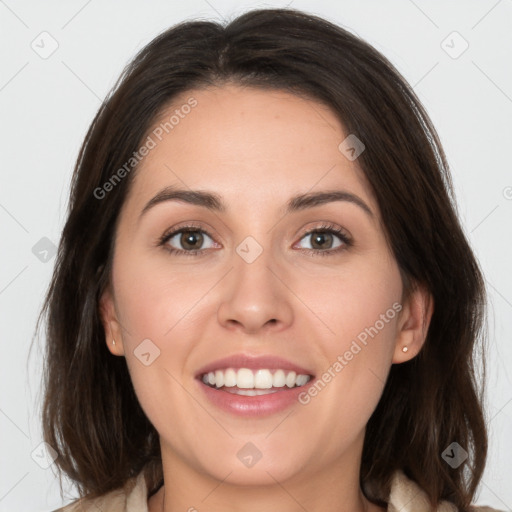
[101,84,428,487]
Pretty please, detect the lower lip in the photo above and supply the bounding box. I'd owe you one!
[196,378,315,417]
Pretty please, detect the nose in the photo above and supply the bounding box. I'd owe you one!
[216,245,294,334]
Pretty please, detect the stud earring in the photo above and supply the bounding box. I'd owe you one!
[112,339,116,346]
[402,346,408,353]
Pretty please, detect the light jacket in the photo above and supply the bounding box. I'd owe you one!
[53,469,505,512]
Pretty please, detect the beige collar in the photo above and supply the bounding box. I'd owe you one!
[387,470,457,512]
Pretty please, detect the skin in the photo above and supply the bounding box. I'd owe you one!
[100,84,433,512]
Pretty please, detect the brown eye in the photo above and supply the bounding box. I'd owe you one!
[180,230,204,250]
[296,227,349,252]
[160,227,217,255]
[308,231,336,250]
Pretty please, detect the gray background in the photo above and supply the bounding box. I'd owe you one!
[0,0,511,510]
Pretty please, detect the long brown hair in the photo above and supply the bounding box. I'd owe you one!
[35,7,488,510]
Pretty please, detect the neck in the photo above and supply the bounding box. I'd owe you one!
[149,433,385,512]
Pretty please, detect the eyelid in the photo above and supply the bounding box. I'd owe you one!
[295,221,352,243]
[159,221,219,242]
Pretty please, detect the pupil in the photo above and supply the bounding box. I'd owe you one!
[312,232,332,249]
[182,230,202,250]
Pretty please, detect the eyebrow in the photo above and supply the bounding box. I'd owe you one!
[138,185,374,221]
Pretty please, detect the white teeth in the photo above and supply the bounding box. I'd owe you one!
[224,388,280,396]
[237,368,254,388]
[201,368,312,389]
[285,371,297,387]
[224,368,237,387]
[273,369,286,387]
[214,370,224,387]
[254,369,273,389]
[296,374,309,386]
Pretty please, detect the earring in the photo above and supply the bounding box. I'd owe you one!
[112,339,116,346]
[402,346,408,353]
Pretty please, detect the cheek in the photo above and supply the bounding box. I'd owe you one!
[113,245,213,343]
[299,251,403,353]
[111,249,218,426]
[295,255,402,426]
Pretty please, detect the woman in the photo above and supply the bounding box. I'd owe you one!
[38,7,503,512]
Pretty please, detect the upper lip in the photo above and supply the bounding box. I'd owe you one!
[195,353,315,378]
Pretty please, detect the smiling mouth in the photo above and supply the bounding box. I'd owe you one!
[199,367,314,396]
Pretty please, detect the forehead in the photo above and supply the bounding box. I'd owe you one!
[123,84,376,220]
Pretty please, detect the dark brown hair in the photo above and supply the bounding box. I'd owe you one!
[36,7,488,510]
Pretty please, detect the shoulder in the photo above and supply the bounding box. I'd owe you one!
[49,488,127,512]
[50,471,149,512]
[468,508,507,512]
[388,471,506,512]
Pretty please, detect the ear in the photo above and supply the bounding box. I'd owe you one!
[98,285,126,357]
[392,283,433,363]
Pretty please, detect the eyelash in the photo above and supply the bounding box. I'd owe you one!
[157,222,352,258]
